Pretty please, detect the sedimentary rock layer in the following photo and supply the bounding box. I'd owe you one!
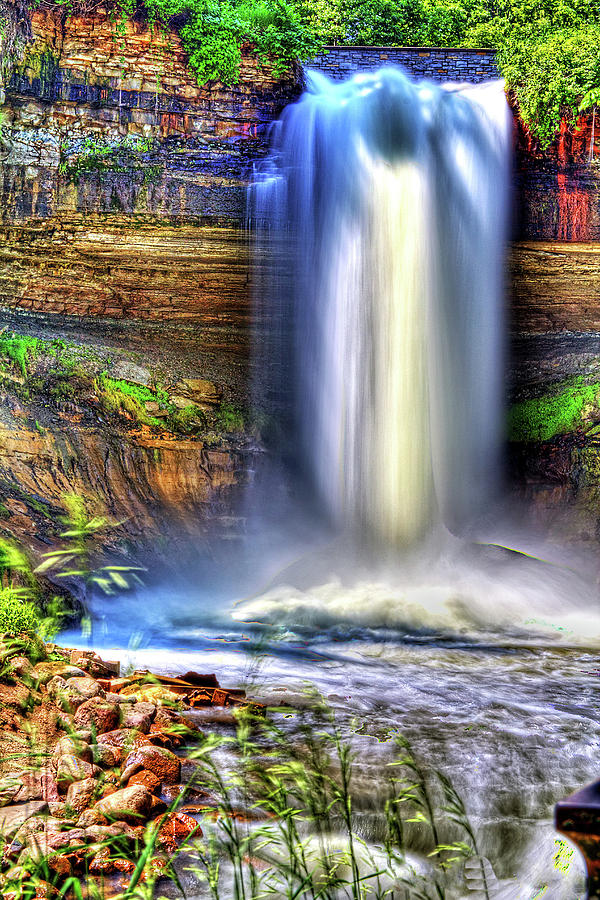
[509,242,600,334]
[0,218,251,322]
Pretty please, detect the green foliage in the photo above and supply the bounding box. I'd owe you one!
[508,377,600,442]
[0,333,39,377]
[59,135,158,184]
[295,0,600,147]
[168,404,207,434]
[95,374,162,427]
[35,493,144,603]
[0,586,40,635]
[499,23,600,147]
[126,0,320,83]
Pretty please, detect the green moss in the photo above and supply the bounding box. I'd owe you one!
[508,377,600,442]
[96,374,163,428]
[168,404,207,435]
[0,335,39,377]
[213,401,245,433]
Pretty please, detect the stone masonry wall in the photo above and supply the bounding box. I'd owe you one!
[310,46,499,83]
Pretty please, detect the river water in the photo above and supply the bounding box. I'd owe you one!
[62,528,600,899]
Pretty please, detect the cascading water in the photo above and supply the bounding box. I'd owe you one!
[251,69,512,545]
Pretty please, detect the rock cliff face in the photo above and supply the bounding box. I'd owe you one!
[0,317,256,568]
[0,1,293,559]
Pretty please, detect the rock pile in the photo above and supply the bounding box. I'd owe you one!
[0,643,252,895]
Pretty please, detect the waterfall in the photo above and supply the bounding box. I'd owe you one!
[250,68,512,546]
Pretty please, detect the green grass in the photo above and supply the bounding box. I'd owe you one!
[169,404,207,435]
[508,377,600,442]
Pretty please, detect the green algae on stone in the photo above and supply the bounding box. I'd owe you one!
[508,377,600,443]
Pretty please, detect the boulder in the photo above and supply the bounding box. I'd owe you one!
[0,802,48,839]
[98,728,149,750]
[127,770,161,794]
[47,676,103,711]
[0,775,21,807]
[94,785,152,824]
[73,698,119,734]
[91,743,121,768]
[173,378,221,408]
[55,756,100,793]
[9,656,35,679]
[66,778,99,813]
[108,361,151,387]
[121,702,156,733]
[122,745,181,785]
[12,769,59,803]
[52,736,92,764]
[76,808,107,828]
[33,662,87,685]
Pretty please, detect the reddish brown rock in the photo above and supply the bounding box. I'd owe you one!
[127,770,161,794]
[158,812,201,853]
[73,698,120,734]
[89,847,135,875]
[122,745,181,785]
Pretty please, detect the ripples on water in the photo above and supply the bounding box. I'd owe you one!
[67,534,600,899]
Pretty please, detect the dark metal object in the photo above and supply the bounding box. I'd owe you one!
[556,780,600,899]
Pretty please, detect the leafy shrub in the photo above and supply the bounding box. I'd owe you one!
[0,586,40,634]
[499,24,600,147]
[124,0,320,83]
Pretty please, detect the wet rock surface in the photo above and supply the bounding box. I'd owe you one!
[0,640,258,893]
